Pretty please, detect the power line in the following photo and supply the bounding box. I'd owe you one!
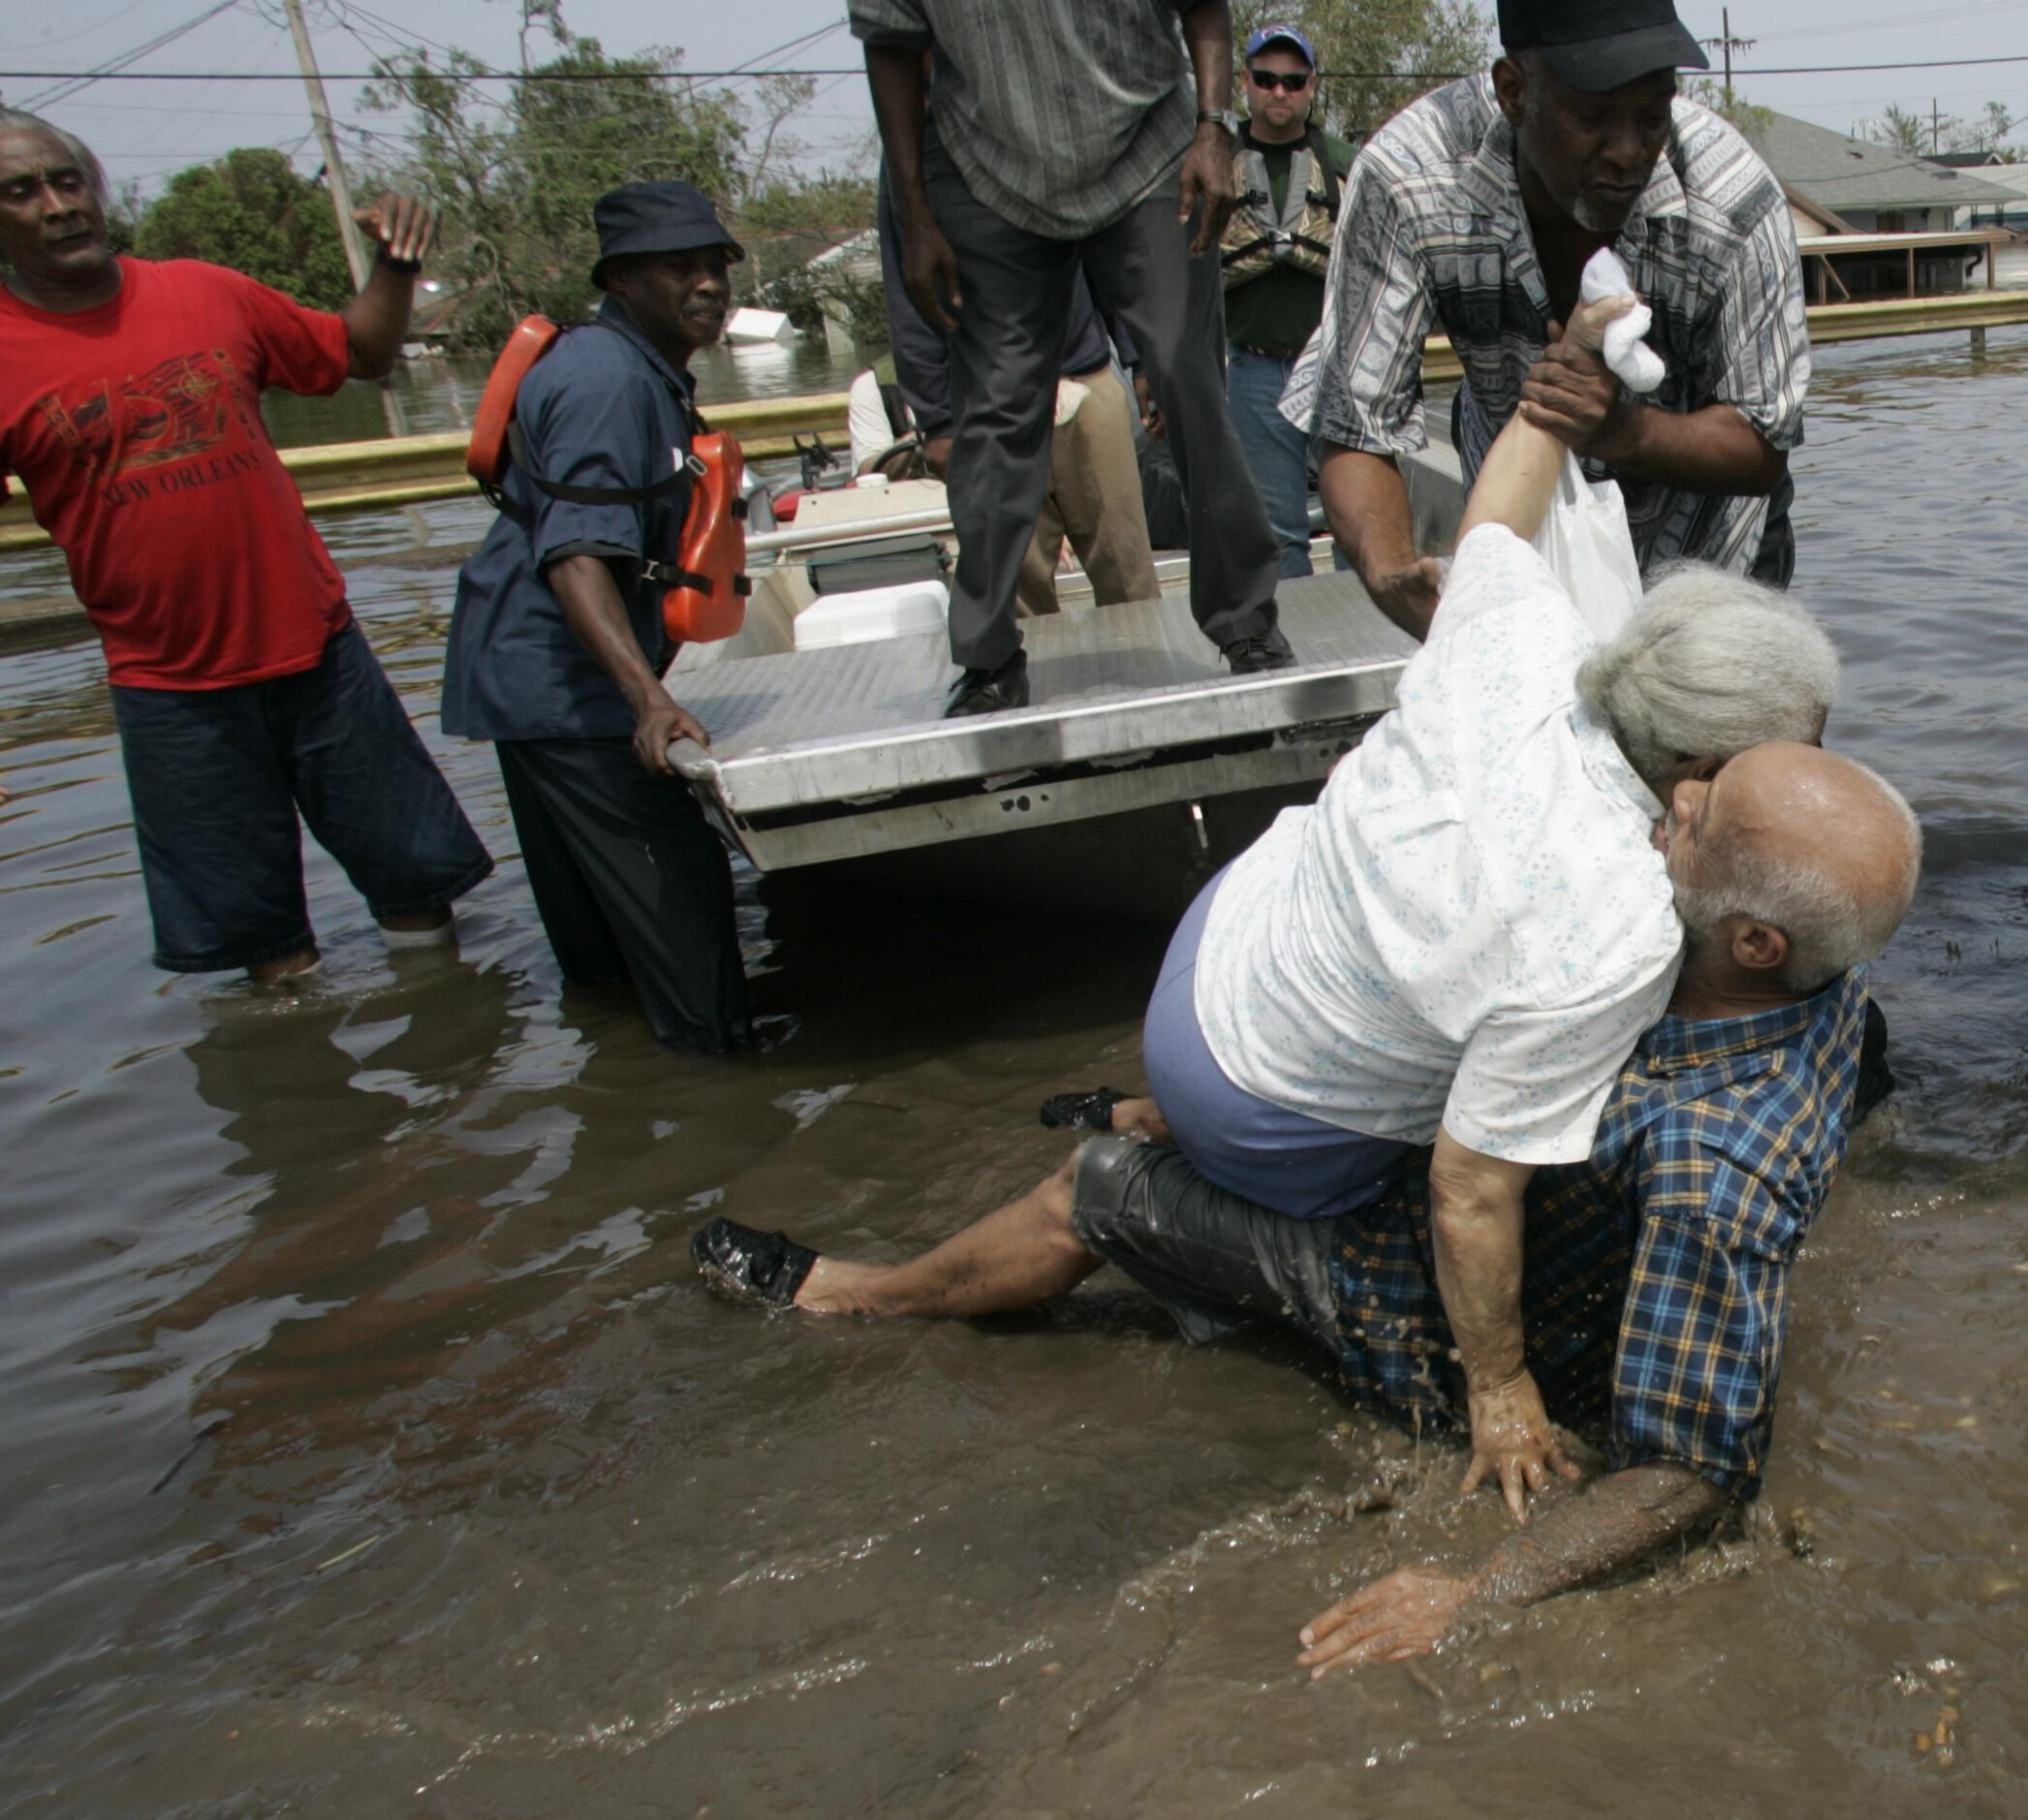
[12,0,245,109]
[0,0,162,54]
[0,65,865,80]
[25,48,2028,86]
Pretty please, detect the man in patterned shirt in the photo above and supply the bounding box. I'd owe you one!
[1281,0,1808,637]
[691,746,1920,1674]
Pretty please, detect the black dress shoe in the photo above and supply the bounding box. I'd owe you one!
[691,1217,819,1309]
[945,648,1030,717]
[1039,1086,1127,1132]
[1222,626,1296,675]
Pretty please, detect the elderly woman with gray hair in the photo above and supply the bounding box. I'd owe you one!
[1075,292,1869,1517]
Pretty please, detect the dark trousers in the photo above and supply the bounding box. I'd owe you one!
[496,738,750,1055]
[112,621,491,971]
[927,144,1281,671]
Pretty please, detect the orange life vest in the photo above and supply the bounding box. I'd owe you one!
[465,313,749,645]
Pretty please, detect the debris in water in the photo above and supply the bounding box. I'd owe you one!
[312,1533,385,1574]
[148,1417,229,1495]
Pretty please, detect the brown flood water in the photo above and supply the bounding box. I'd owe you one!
[4,332,2028,1817]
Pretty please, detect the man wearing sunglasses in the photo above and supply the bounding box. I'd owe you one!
[1221,24,1357,580]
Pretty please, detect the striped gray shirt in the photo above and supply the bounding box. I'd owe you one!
[1281,78,1811,575]
[849,0,1199,240]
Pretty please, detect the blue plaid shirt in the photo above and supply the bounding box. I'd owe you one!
[1331,969,1869,1496]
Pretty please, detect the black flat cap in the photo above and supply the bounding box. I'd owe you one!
[591,181,744,289]
[1498,0,1709,93]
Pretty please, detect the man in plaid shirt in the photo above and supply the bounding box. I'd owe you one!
[694,746,1920,1676]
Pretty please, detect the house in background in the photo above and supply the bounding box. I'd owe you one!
[1740,110,2020,296]
[1932,150,2028,288]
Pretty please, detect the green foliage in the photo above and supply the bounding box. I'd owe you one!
[1686,78,1772,143]
[360,38,750,344]
[733,169,882,330]
[1864,99,2018,161]
[1231,0,1491,141]
[135,147,353,308]
[1868,103,1929,156]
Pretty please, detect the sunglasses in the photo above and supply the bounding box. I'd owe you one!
[1247,68,1313,91]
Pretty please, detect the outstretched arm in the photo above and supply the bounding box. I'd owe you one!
[548,556,709,776]
[1319,448,1446,641]
[1521,354,1788,496]
[340,193,435,379]
[1457,295,1639,546]
[1296,1460,1731,1677]
[1428,1130,1576,1522]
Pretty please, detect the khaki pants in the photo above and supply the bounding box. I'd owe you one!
[1015,364,1161,617]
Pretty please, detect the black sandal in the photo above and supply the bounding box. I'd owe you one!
[1039,1086,1128,1133]
[691,1217,819,1309]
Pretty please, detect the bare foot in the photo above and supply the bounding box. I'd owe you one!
[1109,1096,1172,1142]
[794,1256,891,1315]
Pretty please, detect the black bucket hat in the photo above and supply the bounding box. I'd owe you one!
[1497,0,1709,93]
[591,180,744,289]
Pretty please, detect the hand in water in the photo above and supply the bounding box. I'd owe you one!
[1296,1565,1473,1679]
[1461,1367,1580,1522]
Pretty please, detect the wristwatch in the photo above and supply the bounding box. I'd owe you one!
[1196,109,1240,137]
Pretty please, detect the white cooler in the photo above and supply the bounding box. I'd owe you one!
[793,580,951,651]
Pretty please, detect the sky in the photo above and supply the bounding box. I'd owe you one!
[6,0,2028,198]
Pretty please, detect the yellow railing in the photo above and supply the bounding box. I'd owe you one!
[6,292,2026,556]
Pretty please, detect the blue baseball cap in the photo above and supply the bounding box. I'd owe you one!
[591,180,744,289]
[1245,22,1317,67]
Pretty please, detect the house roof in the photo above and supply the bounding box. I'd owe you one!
[1741,110,2017,211]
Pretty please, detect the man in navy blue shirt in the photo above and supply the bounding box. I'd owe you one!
[442,183,750,1054]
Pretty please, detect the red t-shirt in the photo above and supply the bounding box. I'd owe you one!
[0,258,355,689]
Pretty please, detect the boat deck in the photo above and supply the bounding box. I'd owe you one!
[670,570,1415,869]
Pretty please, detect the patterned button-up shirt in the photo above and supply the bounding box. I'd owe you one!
[848,0,1198,240]
[1280,77,1811,577]
[1330,968,1868,1497]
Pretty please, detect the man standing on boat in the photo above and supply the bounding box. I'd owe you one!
[0,108,491,985]
[850,0,1293,716]
[1221,23,1357,580]
[1283,0,1809,637]
[440,183,751,1056]
[870,171,1161,617]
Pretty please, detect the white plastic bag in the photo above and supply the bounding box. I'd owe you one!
[1532,453,1643,642]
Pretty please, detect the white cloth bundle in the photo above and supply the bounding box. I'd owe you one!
[1579,247,1665,393]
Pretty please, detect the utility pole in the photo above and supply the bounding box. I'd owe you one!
[277,0,421,479]
[1933,98,1943,155]
[1699,7,1756,110]
[280,0,371,290]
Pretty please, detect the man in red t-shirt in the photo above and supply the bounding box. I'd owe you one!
[0,108,490,981]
